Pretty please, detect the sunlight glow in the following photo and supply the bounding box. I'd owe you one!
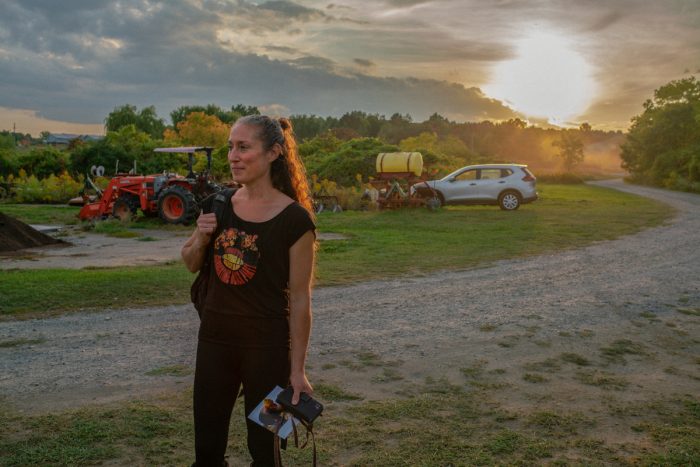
[483,31,597,125]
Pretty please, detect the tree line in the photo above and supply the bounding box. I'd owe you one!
[1,100,628,191]
[621,76,700,192]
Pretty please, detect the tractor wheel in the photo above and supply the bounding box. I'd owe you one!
[157,185,198,225]
[112,196,139,221]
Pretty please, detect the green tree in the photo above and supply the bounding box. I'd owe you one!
[377,113,415,144]
[308,138,398,185]
[170,104,259,127]
[0,131,15,149]
[17,147,69,178]
[553,131,585,172]
[0,149,18,176]
[621,76,700,191]
[164,112,229,147]
[291,114,338,141]
[105,104,165,139]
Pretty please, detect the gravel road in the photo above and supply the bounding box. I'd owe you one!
[1,179,698,413]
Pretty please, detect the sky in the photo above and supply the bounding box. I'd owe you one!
[1,0,699,136]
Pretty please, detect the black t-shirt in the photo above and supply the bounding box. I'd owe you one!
[198,194,315,348]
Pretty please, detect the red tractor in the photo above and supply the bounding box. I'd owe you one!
[77,146,224,225]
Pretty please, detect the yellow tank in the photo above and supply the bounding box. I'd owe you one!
[376,152,423,177]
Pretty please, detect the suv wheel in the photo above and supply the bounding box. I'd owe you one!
[499,191,521,211]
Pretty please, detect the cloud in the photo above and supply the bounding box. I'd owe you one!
[0,0,698,132]
[265,45,299,55]
[258,103,291,117]
[258,0,327,19]
[584,10,623,32]
[353,58,375,68]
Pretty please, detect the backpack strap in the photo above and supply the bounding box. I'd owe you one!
[200,187,236,268]
[209,187,236,226]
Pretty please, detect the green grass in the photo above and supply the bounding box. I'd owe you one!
[0,184,672,318]
[314,183,671,285]
[92,219,143,238]
[0,204,81,225]
[0,263,193,317]
[313,383,363,402]
[4,388,696,465]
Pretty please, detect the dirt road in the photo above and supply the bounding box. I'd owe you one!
[1,179,698,414]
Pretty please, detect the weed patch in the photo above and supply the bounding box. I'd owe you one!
[371,368,404,383]
[0,337,46,348]
[575,370,629,390]
[523,373,549,383]
[677,307,700,317]
[523,358,562,373]
[313,383,363,402]
[560,352,592,366]
[145,365,192,377]
[527,411,592,437]
[600,339,647,364]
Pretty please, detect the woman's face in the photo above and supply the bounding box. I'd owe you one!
[227,123,279,185]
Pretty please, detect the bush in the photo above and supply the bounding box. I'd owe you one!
[0,149,18,177]
[16,147,69,179]
[13,171,83,203]
[310,138,398,186]
[311,177,375,211]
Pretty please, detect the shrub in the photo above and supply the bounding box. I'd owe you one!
[311,176,374,211]
[16,147,69,178]
[13,171,83,203]
[0,148,19,177]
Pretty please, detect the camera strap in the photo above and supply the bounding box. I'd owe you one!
[273,419,317,467]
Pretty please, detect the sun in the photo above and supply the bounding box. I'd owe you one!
[483,31,597,125]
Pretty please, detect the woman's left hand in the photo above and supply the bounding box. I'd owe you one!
[289,371,313,405]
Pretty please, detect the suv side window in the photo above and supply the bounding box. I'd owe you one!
[455,169,477,181]
[501,169,513,177]
[479,169,502,180]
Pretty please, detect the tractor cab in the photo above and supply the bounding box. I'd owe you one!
[153,146,213,180]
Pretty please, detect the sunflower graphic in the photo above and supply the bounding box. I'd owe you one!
[213,228,259,285]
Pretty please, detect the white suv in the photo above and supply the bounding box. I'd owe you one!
[414,164,538,210]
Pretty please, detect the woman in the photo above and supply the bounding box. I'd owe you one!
[181,115,316,466]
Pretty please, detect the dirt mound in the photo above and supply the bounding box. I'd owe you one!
[0,212,67,252]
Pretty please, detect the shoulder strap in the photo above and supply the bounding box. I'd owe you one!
[201,188,236,269]
[210,187,236,226]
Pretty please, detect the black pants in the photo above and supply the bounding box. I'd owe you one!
[193,340,290,467]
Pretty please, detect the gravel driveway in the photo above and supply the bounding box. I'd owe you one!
[1,179,698,413]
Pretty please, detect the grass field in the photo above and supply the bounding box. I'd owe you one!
[1,184,697,465]
[1,381,697,465]
[0,184,671,318]
[0,203,80,225]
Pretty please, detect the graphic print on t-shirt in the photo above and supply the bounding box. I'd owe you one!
[213,228,260,285]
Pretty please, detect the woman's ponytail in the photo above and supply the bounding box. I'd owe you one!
[277,118,314,217]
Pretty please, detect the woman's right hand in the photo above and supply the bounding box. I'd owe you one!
[195,210,218,242]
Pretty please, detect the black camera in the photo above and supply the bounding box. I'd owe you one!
[276,387,323,424]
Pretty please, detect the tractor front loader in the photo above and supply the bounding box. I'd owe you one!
[77,147,225,225]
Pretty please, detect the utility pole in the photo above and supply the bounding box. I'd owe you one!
[12,122,17,146]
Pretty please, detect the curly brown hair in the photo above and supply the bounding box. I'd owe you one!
[235,115,314,217]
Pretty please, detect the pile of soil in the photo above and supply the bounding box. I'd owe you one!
[0,212,66,253]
